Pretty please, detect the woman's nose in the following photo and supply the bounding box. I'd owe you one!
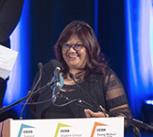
[68,46,76,52]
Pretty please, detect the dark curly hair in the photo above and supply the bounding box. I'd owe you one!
[54,20,108,77]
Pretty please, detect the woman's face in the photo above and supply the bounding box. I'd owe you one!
[62,35,88,70]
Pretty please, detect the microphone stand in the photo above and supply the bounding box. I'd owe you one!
[127,118,153,132]
[123,117,153,137]
[0,80,54,114]
[0,93,30,114]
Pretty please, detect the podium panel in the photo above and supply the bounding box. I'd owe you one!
[0,117,124,137]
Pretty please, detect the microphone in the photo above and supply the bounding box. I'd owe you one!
[50,60,64,104]
[52,66,64,89]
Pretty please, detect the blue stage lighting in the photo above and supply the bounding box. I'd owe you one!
[3,0,31,114]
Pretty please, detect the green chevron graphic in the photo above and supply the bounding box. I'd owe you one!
[54,123,71,137]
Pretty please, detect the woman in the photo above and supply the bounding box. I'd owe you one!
[30,21,131,120]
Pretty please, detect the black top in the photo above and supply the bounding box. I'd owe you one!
[29,60,131,119]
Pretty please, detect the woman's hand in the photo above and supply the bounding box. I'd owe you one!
[84,109,109,118]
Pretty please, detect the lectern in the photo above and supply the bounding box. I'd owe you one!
[0,117,124,137]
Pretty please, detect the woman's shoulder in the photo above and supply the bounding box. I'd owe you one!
[87,67,120,86]
[89,66,113,77]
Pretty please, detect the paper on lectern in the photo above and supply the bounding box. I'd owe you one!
[0,45,18,80]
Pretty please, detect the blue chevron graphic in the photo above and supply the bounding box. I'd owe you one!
[17,124,34,137]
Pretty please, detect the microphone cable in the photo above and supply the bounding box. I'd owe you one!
[19,62,43,119]
[22,97,79,107]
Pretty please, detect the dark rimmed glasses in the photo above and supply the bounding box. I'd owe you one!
[62,43,84,51]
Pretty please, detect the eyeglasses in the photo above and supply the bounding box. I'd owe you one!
[62,43,84,51]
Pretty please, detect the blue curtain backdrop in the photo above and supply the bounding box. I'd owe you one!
[125,0,153,117]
